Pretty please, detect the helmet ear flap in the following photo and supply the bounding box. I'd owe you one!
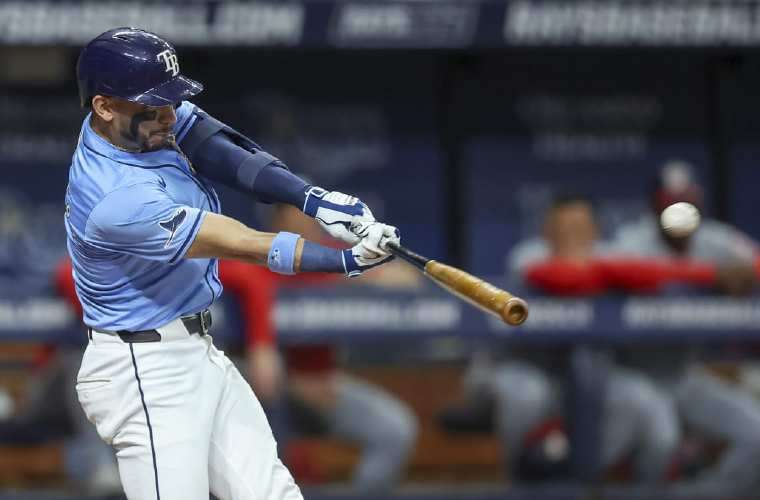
[78,84,93,109]
[76,55,89,108]
[76,53,95,108]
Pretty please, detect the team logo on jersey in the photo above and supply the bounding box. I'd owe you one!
[159,208,187,247]
[157,49,180,77]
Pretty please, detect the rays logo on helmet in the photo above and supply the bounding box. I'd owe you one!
[157,49,180,77]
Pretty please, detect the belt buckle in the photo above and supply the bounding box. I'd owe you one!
[199,310,210,335]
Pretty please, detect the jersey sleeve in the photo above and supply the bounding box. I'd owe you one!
[173,101,200,143]
[85,183,206,264]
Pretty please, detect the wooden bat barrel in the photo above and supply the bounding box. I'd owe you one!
[425,261,529,326]
[386,242,529,326]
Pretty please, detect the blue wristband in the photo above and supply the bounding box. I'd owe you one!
[267,232,300,275]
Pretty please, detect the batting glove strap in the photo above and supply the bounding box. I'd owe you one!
[302,186,375,245]
[342,248,392,278]
[341,222,399,277]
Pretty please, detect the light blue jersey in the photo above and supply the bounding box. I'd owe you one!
[64,101,223,331]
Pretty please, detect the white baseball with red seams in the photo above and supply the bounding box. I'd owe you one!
[660,202,701,237]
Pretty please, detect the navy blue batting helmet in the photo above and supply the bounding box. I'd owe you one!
[76,27,203,108]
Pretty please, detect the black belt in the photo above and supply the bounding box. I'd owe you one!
[87,310,212,343]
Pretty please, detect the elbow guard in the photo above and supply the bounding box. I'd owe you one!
[178,110,283,197]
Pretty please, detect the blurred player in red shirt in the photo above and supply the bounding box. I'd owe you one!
[464,194,695,483]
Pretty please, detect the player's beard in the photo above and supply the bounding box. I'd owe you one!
[122,110,173,152]
[141,131,175,152]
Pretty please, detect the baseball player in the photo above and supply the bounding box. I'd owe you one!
[66,27,399,500]
[612,163,760,495]
[487,196,680,482]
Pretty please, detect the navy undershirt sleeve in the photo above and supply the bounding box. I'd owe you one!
[300,240,345,273]
[190,131,308,207]
[253,164,309,207]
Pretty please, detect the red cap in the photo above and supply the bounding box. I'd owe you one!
[653,160,703,214]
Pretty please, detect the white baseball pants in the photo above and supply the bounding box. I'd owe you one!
[76,318,303,500]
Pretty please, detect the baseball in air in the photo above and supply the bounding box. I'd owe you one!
[660,202,700,237]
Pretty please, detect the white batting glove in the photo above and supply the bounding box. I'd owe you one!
[342,221,400,277]
[352,219,401,252]
[302,186,375,245]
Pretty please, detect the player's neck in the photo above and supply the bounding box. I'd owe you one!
[90,115,141,153]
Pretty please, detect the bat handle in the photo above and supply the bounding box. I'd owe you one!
[386,241,428,270]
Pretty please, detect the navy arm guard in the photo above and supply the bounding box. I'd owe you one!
[178,110,308,206]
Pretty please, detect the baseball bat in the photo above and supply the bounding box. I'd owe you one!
[386,242,529,326]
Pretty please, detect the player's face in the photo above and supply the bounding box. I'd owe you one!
[544,202,598,260]
[108,98,178,152]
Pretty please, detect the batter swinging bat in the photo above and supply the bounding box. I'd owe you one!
[386,242,528,326]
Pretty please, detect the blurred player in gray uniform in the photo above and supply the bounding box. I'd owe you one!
[468,195,680,482]
[613,161,760,495]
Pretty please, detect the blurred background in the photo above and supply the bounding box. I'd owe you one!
[4,1,760,499]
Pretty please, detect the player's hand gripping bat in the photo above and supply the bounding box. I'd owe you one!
[386,242,528,326]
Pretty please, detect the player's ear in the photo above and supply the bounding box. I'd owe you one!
[91,95,114,122]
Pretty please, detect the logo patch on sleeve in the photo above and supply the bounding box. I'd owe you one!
[269,248,281,267]
[159,209,187,247]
